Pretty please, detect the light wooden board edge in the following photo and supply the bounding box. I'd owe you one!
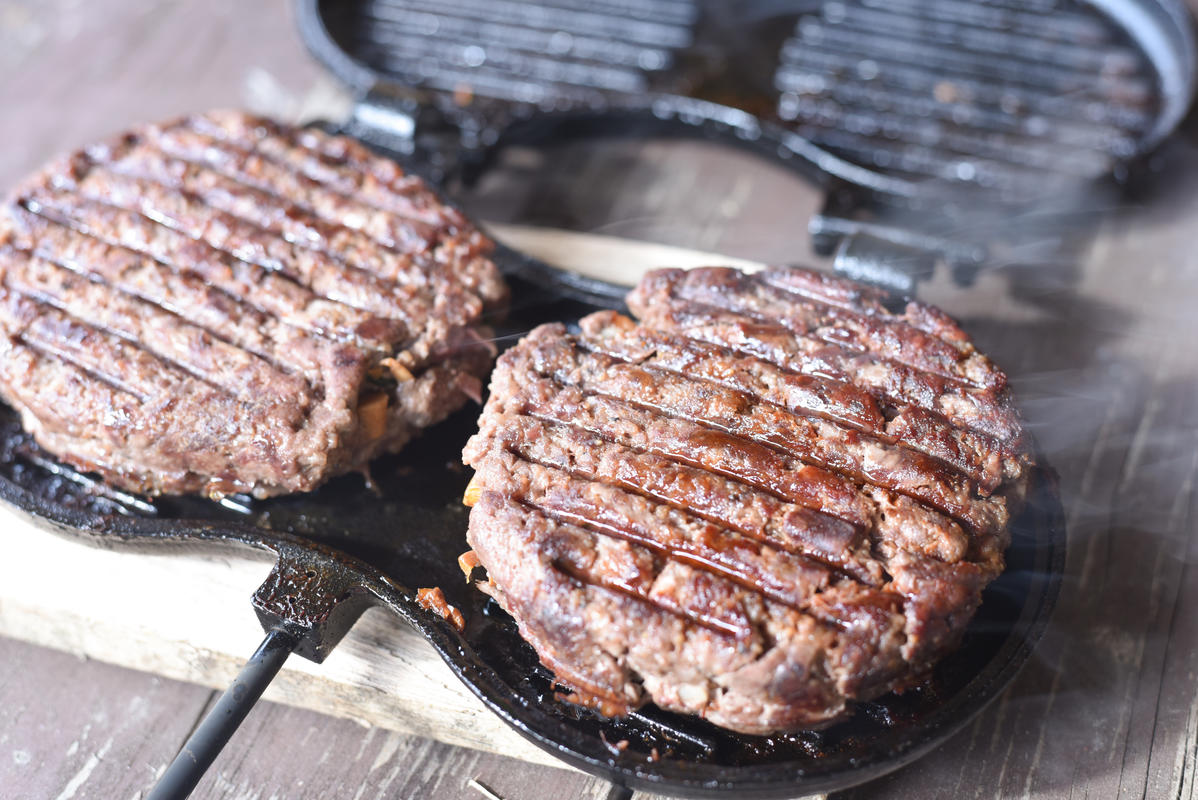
[485,222,767,286]
[0,500,569,769]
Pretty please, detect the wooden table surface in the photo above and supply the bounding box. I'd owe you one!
[3,1,1198,798]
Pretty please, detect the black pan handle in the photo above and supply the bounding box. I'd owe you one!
[145,541,381,799]
[146,628,298,800]
[249,541,379,661]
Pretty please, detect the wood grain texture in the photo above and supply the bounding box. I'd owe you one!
[0,0,338,185]
[0,636,211,800]
[184,700,618,800]
[830,127,1198,800]
[1,0,1198,798]
[0,637,622,800]
[0,508,568,769]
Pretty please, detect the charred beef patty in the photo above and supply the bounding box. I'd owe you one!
[462,266,1031,734]
[0,110,505,498]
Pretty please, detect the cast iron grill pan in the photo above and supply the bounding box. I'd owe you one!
[304,0,1195,201]
[0,267,1065,796]
[299,0,1196,304]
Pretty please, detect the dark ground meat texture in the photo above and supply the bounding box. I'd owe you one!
[0,110,505,498]
[462,265,1031,734]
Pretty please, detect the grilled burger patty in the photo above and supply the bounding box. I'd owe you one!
[0,110,505,498]
[462,266,1031,734]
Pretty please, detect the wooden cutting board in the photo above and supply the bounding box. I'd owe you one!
[0,226,767,771]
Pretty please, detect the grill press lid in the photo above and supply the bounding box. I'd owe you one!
[297,0,1196,202]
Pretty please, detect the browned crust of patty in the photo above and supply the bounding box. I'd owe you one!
[463,267,1029,734]
[0,110,504,498]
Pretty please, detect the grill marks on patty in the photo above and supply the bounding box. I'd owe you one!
[631,268,1025,444]
[11,200,396,355]
[577,311,1022,493]
[478,415,876,582]
[514,328,1009,534]
[463,267,1030,733]
[0,110,505,498]
[632,267,1006,390]
[0,246,312,409]
[186,110,472,230]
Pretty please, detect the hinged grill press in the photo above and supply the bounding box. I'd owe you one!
[303,0,1195,296]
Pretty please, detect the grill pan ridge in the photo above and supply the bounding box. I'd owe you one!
[300,0,1195,197]
[297,0,1196,301]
